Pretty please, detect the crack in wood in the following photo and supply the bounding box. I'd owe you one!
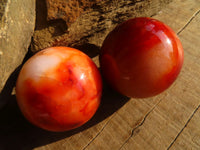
[118,96,165,150]
[177,9,200,35]
[166,9,200,149]
[167,104,200,150]
[82,114,116,150]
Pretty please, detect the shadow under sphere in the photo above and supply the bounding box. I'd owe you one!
[0,46,130,150]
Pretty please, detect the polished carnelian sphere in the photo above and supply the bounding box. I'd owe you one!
[16,47,102,132]
[100,17,184,98]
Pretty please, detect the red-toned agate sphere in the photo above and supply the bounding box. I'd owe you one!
[100,17,184,98]
[16,47,102,132]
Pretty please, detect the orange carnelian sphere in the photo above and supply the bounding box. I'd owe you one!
[100,17,184,98]
[16,47,102,132]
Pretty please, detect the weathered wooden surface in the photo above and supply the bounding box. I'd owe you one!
[1,0,200,150]
[32,0,172,52]
[36,0,200,149]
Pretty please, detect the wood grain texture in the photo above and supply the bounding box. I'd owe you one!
[167,9,200,150]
